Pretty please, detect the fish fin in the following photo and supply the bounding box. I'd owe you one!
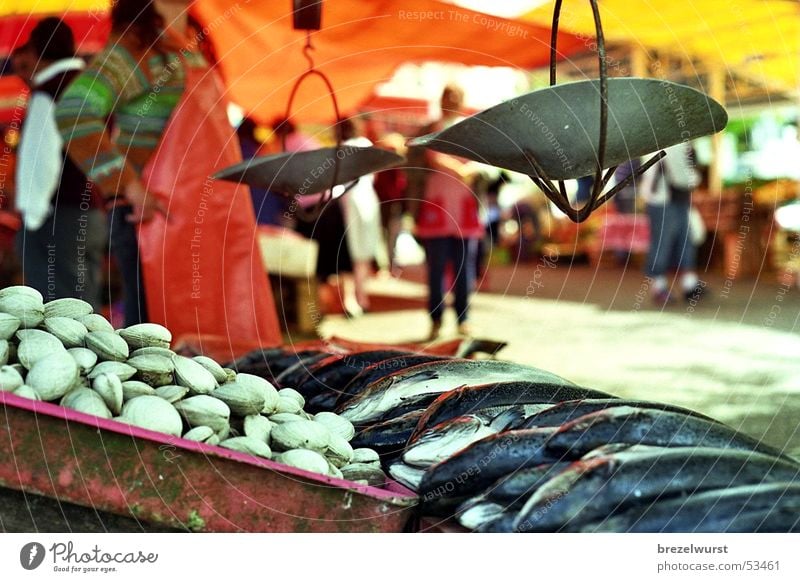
[490,406,526,431]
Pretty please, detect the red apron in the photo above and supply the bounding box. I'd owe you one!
[138,60,281,349]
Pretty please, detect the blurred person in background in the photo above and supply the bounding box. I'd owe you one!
[15,17,105,307]
[640,142,705,304]
[336,116,382,315]
[415,85,484,339]
[373,132,407,275]
[237,117,284,226]
[10,44,36,86]
[56,0,278,342]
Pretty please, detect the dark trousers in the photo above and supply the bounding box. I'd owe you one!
[108,205,148,326]
[15,207,106,308]
[423,237,478,324]
[645,201,695,278]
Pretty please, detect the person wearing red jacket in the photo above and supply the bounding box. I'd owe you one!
[415,85,484,339]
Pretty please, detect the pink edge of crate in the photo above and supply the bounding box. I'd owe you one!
[0,390,417,504]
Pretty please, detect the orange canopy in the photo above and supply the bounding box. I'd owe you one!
[1,1,583,123]
[193,0,585,123]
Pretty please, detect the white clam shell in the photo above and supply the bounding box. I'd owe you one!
[183,425,216,442]
[86,331,129,362]
[243,414,273,444]
[325,434,354,468]
[61,388,112,419]
[0,285,43,302]
[131,346,176,358]
[278,387,305,408]
[13,385,41,400]
[0,312,21,340]
[17,333,66,369]
[78,313,115,333]
[213,382,266,416]
[0,365,25,392]
[275,395,302,415]
[0,294,44,328]
[92,373,123,415]
[173,395,230,432]
[351,448,381,465]
[172,355,217,394]
[271,419,330,452]
[278,449,329,475]
[68,347,98,374]
[87,361,137,382]
[118,323,172,349]
[25,350,79,401]
[314,412,355,441]
[227,373,278,414]
[192,356,228,384]
[119,395,183,437]
[219,436,272,458]
[127,354,175,375]
[43,297,93,319]
[121,380,156,400]
[154,384,189,403]
[44,316,88,348]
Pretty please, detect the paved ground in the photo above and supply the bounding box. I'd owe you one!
[318,259,800,456]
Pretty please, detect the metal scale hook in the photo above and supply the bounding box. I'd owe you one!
[409,0,727,224]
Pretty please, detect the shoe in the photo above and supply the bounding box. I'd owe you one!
[652,290,675,306]
[684,284,707,302]
[427,321,442,341]
[457,322,473,337]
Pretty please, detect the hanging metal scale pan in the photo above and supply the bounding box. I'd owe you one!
[409,77,727,181]
[213,146,405,195]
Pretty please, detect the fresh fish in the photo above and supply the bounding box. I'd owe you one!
[403,415,498,468]
[457,499,506,530]
[418,428,562,515]
[475,512,518,532]
[295,350,411,399]
[228,348,325,382]
[274,352,331,388]
[514,447,800,532]
[452,461,574,531]
[333,354,450,408]
[376,392,443,422]
[583,482,800,532]
[454,338,508,359]
[306,390,344,413]
[350,410,425,456]
[411,382,612,440]
[388,462,427,491]
[483,462,573,506]
[338,360,576,424]
[402,408,525,470]
[545,406,797,463]
[520,398,719,429]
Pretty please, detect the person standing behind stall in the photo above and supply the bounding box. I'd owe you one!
[336,117,382,315]
[56,0,279,344]
[640,142,705,304]
[415,85,483,339]
[15,18,105,307]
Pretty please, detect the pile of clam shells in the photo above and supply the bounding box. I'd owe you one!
[0,286,385,486]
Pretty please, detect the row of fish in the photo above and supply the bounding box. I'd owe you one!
[231,347,800,532]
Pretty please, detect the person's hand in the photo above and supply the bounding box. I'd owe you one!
[124,179,165,223]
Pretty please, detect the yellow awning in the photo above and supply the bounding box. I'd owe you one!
[522,0,800,92]
[2,0,106,13]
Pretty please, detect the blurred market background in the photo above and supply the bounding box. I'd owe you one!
[1,0,799,456]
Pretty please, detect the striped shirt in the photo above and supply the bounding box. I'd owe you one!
[55,33,206,197]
